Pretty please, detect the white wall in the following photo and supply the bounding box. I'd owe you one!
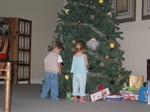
[0,0,149,84]
[118,0,150,81]
[0,0,60,83]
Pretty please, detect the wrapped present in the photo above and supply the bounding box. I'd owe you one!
[122,93,138,100]
[106,95,124,101]
[89,88,110,102]
[138,87,148,102]
[66,92,72,100]
[120,90,139,94]
[89,90,102,102]
[129,75,144,89]
[148,81,150,105]
[101,88,110,98]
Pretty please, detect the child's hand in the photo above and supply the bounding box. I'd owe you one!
[88,65,92,70]
[58,71,62,76]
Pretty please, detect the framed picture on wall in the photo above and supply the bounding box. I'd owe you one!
[142,0,150,20]
[112,0,136,23]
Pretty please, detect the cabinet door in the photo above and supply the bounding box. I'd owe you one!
[17,18,32,83]
[0,17,32,84]
[147,60,150,80]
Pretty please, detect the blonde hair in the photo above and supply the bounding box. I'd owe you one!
[74,40,86,53]
[51,41,63,50]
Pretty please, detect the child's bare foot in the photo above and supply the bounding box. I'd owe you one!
[74,99,78,102]
[73,96,78,102]
[79,96,87,102]
[79,99,87,102]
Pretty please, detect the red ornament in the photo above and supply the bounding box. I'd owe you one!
[96,84,105,90]
[65,88,69,91]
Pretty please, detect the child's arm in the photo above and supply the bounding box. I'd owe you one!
[58,62,62,75]
[84,54,89,68]
[58,55,63,75]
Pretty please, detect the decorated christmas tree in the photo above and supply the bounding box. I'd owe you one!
[51,0,132,96]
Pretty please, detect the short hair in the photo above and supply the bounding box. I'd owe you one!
[74,40,86,53]
[51,41,63,50]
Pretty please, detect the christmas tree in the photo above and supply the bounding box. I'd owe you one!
[51,0,132,96]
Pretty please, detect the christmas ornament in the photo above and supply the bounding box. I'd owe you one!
[99,0,104,4]
[99,62,104,67]
[65,75,69,80]
[107,12,112,17]
[122,82,128,90]
[76,20,81,24]
[88,65,92,70]
[118,75,122,81]
[60,35,63,43]
[110,42,115,48]
[89,0,94,4]
[105,55,109,60]
[97,84,105,90]
[90,15,95,20]
[118,65,121,70]
[72,40,76,44]
[110,80,115,84]
[87,36,99,50]
[65,9,69,14]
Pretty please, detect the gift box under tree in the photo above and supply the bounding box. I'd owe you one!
[138,87,148,102]
[129,75,144,89]
[106,95,124,101]
[148,81,150,105]
[120,88,139,100]
[89,88,110,102]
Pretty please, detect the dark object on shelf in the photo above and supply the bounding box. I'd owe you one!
[143,81,147,87]
[147,59,150,80]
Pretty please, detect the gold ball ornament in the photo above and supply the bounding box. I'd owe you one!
[99,0,104,4]
[105,55,109,60]
[110,42,115,48]
[65,9,69,14]
[72,40,76,44]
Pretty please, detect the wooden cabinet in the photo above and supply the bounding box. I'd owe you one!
[147,59,150,80]
[3,17,32,84]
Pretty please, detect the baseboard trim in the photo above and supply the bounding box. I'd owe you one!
[0,79,43,84]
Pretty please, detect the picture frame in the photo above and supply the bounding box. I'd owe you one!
[112,0,136,23]
[142,0,150,20]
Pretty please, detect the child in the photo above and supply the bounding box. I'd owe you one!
[40,41,63,100]
[70,40,89,102]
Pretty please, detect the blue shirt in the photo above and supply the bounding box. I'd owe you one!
[70,55,88,74]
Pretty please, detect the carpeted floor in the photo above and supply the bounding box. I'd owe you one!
[0,84,150,112]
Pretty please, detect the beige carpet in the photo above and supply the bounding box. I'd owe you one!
[0,84,150,112]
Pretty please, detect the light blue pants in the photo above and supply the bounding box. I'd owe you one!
[40,72,58,100]
[72,73,87,96]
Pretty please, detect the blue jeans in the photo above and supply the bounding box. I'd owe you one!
[40,72,58,100]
